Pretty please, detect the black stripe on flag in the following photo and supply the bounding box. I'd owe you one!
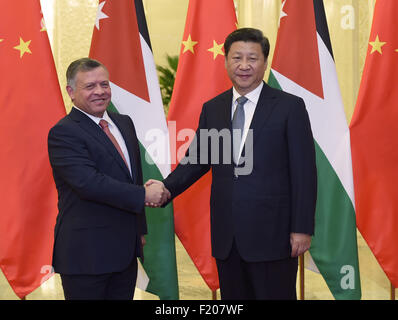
[313,0,334,60]
[134,0,152,51]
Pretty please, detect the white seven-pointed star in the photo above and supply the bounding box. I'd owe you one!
[95,1,109,30]
[279,0,288,27]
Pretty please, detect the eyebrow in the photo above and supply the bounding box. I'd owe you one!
[82,80,109,86]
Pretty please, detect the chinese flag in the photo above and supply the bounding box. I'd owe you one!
[0,1,65,298]
[167,0,236,291]
[350,0,398,287]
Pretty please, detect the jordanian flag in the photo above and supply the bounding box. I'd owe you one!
[268,0,361,299]
[89,0,178,300]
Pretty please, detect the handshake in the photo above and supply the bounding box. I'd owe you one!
[144,179,171,207]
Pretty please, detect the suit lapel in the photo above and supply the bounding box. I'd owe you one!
[248,82,278,142]
[69,108,133,181]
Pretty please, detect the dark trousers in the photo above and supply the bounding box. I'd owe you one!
[60,259,138,300]
[216,241,298,300]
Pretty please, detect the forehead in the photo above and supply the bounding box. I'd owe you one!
[228,41,263,55]
[75,66,109,83]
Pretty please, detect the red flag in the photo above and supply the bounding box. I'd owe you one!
[350,0,398,287]
[0,1,65,298]
[167,0,236,291]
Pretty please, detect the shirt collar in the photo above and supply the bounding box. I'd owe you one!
[232,81,264,105]
[73,106,114,127]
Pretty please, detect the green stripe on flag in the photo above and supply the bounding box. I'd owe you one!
[311,141,361,300]
[139,143,179,300]
[267,70,281,90]
[268,71,361,299]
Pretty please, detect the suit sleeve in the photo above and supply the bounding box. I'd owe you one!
[163,103,211,199]
[286,98,317,235]
[48,123,145,214]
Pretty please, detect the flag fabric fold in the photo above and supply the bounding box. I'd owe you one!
[350,0,398,289]
[167,0,237,291]
[268,0,361,299]
[0,0,66,299]
[89,0,178,300]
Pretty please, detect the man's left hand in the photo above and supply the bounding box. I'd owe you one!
[290,233,312,257]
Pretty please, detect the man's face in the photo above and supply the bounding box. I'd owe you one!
[225,41,268,96]
[67,66,111,118]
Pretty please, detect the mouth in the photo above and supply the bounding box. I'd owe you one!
[91,98,108,104]
[237,74,251,80]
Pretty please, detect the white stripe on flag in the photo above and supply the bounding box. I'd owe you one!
[110,34,171,178]
[271,34,354,205]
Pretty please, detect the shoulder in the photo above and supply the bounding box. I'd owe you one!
[263,83,304,105]
[205,88,232,106]
[48,113,75,136]
[201,89,233,117]
[107,111,137,135]
[48,108,91,142]
[108,111,132,124]
[260,84,307,118]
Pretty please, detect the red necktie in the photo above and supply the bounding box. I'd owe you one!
[99,119,129,168]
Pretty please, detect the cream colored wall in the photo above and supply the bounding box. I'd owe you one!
[142,0,189,67]
[46,0,375,123]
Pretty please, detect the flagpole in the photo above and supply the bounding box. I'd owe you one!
[299,254,305,300]
[212,290,217,300]
[391,283,395,300]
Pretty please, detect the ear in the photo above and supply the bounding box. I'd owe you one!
[66,85,75,101]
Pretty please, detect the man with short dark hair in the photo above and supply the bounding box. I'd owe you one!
[48,57,167,299]
[148,28,317,299]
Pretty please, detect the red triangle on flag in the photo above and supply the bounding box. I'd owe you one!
[271,0,323,99]
[90,0,150,103]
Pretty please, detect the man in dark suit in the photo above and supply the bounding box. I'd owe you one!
[48,58,167,300]
[148,28,317,299]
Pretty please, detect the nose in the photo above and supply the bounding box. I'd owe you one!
[238,57,251,70]
[93,83,105,95]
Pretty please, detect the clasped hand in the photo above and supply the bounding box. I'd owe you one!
[144,179,171,207]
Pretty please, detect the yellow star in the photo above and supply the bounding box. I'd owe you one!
[208,40,224,60]
[0,39,3,43]
[182,34,198,54]
[13,37,32,58]
[369,35,386,54]
[40,17,47,32]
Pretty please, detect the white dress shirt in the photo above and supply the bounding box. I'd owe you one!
[73,106,132,175]
[231,82,263,161]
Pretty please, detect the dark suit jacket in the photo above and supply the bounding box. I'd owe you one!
[48,108,146,275]
[163,82,317,262]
